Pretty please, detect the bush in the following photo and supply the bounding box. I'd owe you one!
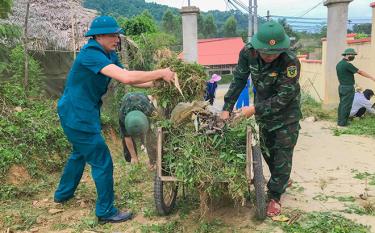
[0,45,69,181]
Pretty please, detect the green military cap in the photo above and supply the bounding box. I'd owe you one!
[125,110,149,136]
[85,16,124,37]
[342,48,357,56]
[251,21,290,54]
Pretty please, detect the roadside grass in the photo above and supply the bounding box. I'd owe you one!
[300,94,335,120]
[301,93,375,138]
[333,116,375,138]
[279,211,370,233]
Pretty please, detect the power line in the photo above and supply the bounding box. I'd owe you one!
[298,0,324,17]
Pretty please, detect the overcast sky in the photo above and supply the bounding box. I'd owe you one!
[145,0,372,19]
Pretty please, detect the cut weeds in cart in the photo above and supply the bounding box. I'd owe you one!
[153,116,267,220]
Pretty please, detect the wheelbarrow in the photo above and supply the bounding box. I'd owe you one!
[153,126,267,220]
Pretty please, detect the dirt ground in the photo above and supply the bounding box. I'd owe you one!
[2,84,375,232]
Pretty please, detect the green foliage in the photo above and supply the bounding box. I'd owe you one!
[333,116,375,137]
[281,212,370,233]
[199,14,218,39]
[223,16,237,37]
[195,219,225,233]
[343,203,375,216]
[351,169,375,185]
[354,33,369,39]
[118,10,158,36]
[84,0,257,38]
[140,220,182,233]
[151,57,207,117]
[162,118,254,204]
[161,9,182,39]
[84,0,178,22]
[129,32,176,71]
[300,94,335,120]
[220,74,234,84]
[5,45,44,96]
[278,18,300,43]
[0,0,12,19]
[0,45,69,181]
[352,23,371,35]
[312,193,355,202]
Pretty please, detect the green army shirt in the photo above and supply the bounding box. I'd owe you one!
[223,44,302,131]
[119,92,155,137]
[336,59,359,86]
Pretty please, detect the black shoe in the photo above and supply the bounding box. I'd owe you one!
[98,211,133,224]
[54,195,74,204]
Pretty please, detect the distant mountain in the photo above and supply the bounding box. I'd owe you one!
[83,0,250,32]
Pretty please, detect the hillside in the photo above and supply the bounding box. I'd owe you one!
[83,0,251,32]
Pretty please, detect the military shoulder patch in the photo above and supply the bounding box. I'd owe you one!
[286,65,298,78]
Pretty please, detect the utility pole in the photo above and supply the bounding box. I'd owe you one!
[188,0,190,7]
[248,0,253,41]
[253,0,258,34]
[23,0,30,93]
[266,10,270,21]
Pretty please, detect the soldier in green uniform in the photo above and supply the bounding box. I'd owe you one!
[221,21,301,217]
[119,92,157,170]
[336,48,375,127]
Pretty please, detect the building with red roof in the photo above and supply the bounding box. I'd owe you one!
[179,37,245,75]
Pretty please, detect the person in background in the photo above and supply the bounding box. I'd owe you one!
[236,79,250,109]
[350,89,375,118]
[119,92,157,170]
[336,48,375,127]
[54,16,175,224]
[204,73,221,105]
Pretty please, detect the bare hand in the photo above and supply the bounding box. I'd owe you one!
[241,106,256,118]
[220,111,230,120]
[160,68,175,84]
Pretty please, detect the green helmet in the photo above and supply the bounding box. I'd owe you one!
[85,16,124,37]
[125,110,149,136]
[342,48,357,56]
[251,21,290,54]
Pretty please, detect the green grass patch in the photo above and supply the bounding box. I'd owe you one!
[333,116,375,138]
[219,74,234,84]
[140,220,183,233]
[280,212,370,233]
[343,203,375,216]
[312,193,355,203]
[351,169,375,185]
[300,94,335,120]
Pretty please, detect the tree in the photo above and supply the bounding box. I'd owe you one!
[278,18,300,43]
[161,10,181,43]
[119,10,158,36]
[203,14,217,38]
[352,23,371,35]
[223,16,237,37]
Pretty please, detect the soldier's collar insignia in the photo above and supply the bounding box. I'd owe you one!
[287,66,298,78]
[269,39,276,46]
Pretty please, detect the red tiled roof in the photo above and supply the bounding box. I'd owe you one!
[179,37,245,66]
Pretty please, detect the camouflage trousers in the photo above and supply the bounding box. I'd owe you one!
[259,122,300,201]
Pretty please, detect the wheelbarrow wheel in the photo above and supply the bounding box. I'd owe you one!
[252,145,267,220]
[154,176,178,215]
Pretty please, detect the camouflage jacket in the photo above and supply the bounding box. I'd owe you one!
[119,92,155,130]
[223,44,302,131]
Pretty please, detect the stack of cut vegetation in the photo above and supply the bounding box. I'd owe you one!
[151,57,207,118]
[161,116,255,215]
[151,57,255,215]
